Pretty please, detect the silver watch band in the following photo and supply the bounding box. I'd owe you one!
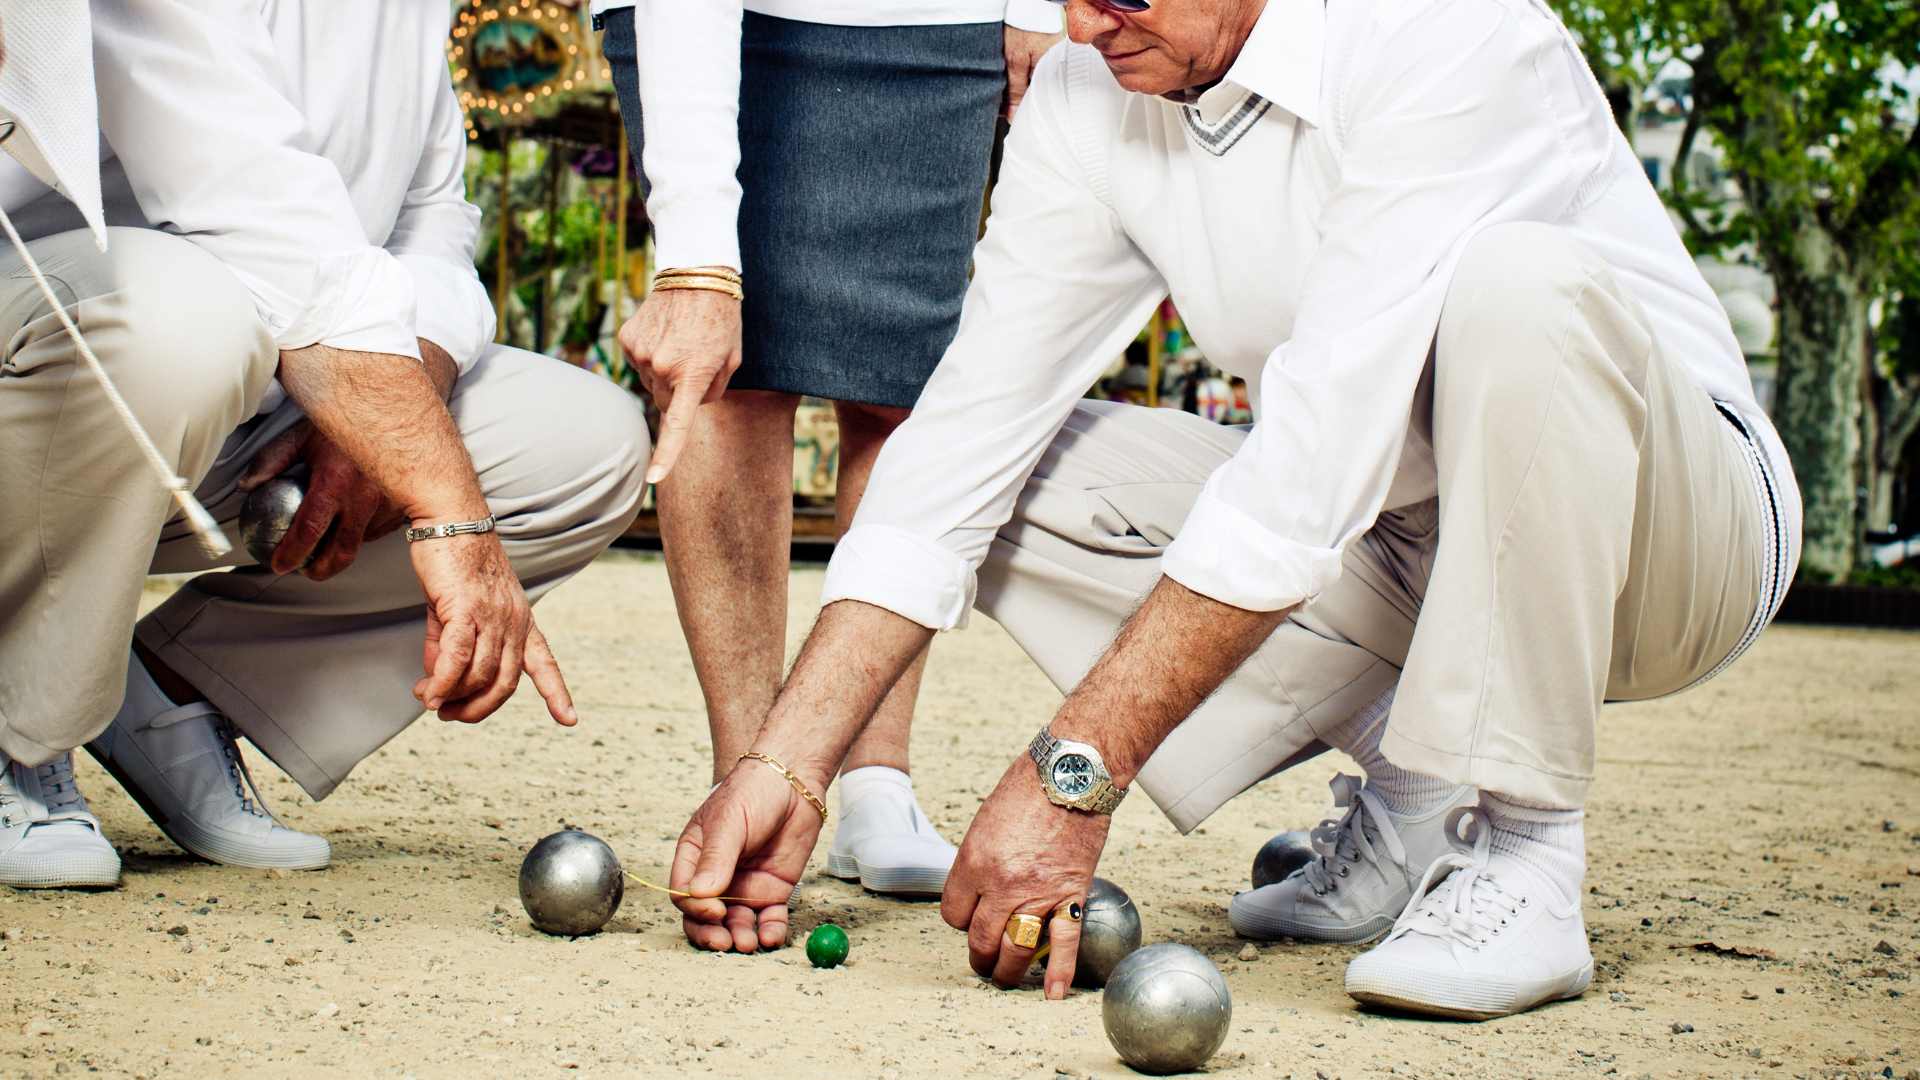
[404,516,497,543]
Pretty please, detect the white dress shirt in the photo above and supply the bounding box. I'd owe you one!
[601,0,1063,273]
[819,0,1801,629]
[0,0,106,247]
[0,0,493,411]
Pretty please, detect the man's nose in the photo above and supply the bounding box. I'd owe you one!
[1063,0,1124,44]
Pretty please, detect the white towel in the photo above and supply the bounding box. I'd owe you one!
[0,0,105,249]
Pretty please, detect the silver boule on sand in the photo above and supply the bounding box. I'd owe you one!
[238,476,306,566]
[1075,876,1145,988]
[518,830,624,937]
[1101,943,1233,1075]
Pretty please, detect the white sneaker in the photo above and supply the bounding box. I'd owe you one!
[0,751,122,889]
[1345,806,1593,1020]
[825,767,955,897]
[1229,774,1475,943]
[86,652,329,871]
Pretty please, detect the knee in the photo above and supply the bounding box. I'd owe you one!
[1434,222,1645,400]
[545,365,652,535]
[93,230,277,427]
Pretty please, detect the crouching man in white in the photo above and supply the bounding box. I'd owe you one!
[0,1,648,887]
[659,0,1800,1019]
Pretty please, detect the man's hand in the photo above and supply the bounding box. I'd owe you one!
[237,421,402,580]
[239,338,460,580]
[943,755,1112,999]
[409,530,577,727]
[1003,27,1063,120]
[669,755,827,952]
[275,341,572,729]
[618,284,742,485]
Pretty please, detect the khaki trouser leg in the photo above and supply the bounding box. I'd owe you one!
[0,229,277,765]
[1381,222,1762,808]
[977,222,1764,827]
[135,345,650,799]
[975,400,1424,834]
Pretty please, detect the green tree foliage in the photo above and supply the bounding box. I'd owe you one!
[1559,0,1920,580]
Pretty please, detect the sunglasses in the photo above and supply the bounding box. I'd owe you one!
[1045,0,1153,13]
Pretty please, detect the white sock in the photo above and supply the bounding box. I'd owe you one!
[837,765,912,808]
[1321,690,1456,817]
[1481,792,1586,901]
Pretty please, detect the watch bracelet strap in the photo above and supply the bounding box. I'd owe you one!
[404,515,497,543]
[1028,726,1058,766]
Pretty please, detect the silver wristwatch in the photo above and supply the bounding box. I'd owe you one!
[1028,728,1127,815]
[404,516,497,543]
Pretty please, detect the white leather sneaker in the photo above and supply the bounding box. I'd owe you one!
[86,653,329,871]
[1229,774,1476,943]
[1345,807,1593,1020]
[825,768,955,897]
[0,751,122,889]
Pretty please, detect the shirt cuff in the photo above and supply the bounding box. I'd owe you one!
[397,254,494,376]
[1160,490,1346,613]
[1005,0,1065,32]
[648,189,742,275]
[820,524,977,632]
[279,248,421,360]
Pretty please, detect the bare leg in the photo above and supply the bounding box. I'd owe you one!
[654,390,801,785]
[831,400,930,776]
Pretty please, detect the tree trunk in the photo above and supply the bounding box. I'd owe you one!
[1771,226,1868,582]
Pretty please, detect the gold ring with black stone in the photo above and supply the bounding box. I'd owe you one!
[1056,900,1083,922]
[1007,913,1045,949]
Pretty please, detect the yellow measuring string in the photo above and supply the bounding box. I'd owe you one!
[622,871,762,905]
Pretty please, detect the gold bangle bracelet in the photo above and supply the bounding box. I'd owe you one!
[654,265,742,285]
[738,751,829,822]
[652,278,744,301]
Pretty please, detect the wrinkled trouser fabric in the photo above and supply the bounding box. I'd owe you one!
[974,223,1769,831]
[1,228,650,798]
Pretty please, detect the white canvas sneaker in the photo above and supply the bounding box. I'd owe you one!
[825,768,955,897]
[1229,774,1476,943]
[1344,807,1593,1020]
[86,652,329,871]
[0,751,122,889]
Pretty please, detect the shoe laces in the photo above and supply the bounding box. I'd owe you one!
[150,706,274,822]
[1301,773,1409,897]
[1389,806,1525,949]
[34,754,92,821]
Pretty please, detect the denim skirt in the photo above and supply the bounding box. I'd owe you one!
[604,10,1004,409]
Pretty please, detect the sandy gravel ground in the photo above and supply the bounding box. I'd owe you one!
[4,551,1917,1079]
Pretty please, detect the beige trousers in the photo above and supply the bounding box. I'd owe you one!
[0,228,650,798]
[975,223,1772,831]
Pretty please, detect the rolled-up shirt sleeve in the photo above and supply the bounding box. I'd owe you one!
[388,55,495,375]
[90,0,418,359]
[1160,4,1612,612]
[820,50,1164,631]
[633,0,743,272]
[1005,0,1066,32]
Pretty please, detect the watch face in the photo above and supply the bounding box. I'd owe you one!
[1051,753,1098,798]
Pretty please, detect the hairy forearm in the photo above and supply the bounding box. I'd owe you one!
[750,600,935,790]
[1050,576,1292,787]
[277,344,486,522]
[417,338,458,402]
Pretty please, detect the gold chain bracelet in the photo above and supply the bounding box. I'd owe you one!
[738,751,829,823]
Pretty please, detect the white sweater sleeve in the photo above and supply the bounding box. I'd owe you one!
[633,0,744,272]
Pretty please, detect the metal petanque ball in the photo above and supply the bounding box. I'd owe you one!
[239,476,306,566]
[1101,943,1233,1075]
[518,830,624,937]
[1075,876,1145,989]
[1250,829,1317,889]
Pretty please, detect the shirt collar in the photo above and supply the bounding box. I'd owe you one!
[1213,0,1325,128]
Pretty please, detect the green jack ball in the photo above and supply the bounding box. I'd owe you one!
[806,923,849,968]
